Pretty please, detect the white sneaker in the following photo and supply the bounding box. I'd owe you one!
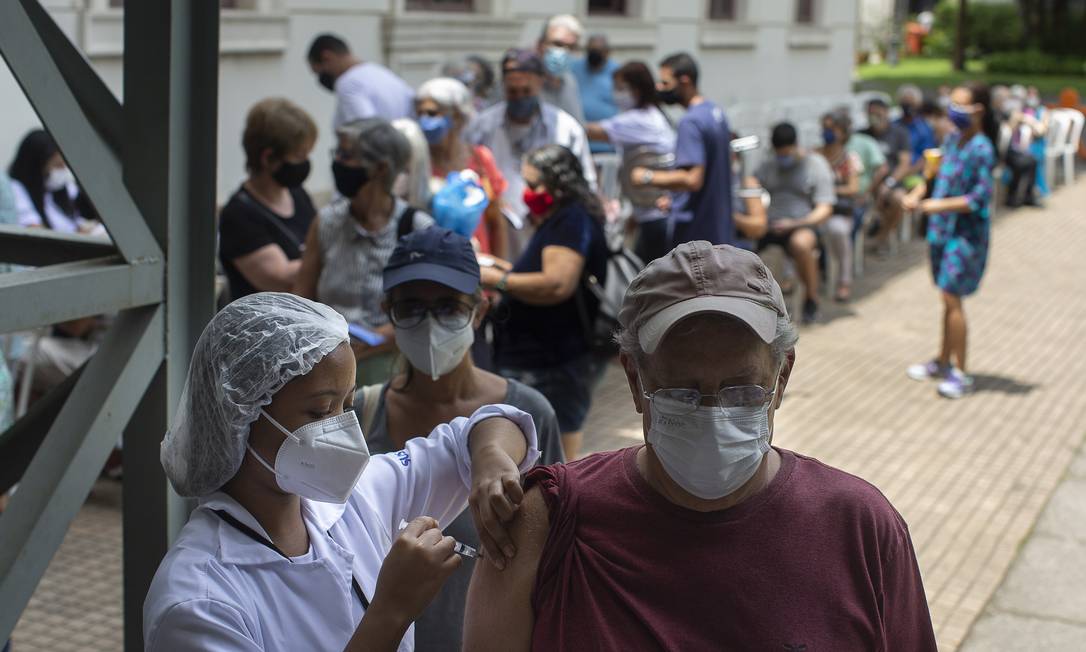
[907,360,949,382]
[937,368,975,399]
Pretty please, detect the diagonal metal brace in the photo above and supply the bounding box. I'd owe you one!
[0,224,118,267]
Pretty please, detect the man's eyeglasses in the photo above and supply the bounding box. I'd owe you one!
[640,382,777,416]
[389,299,477,330]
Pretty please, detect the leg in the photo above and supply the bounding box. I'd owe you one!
[825,216,853,299]
[787,227,819,301]
[943,291,967,372]
[874,188,906,245]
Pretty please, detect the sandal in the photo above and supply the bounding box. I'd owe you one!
[834,285,851,303]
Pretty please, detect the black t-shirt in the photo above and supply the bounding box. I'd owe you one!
[861,124,912,166]
[218,185,315,300]
[494,202,609,369]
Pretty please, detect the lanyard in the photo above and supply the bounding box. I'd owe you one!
[212,509,371,610]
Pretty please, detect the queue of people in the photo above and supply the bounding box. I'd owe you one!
[2,14,1039,651]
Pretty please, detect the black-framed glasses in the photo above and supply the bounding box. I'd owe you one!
[640,381,777,416]
[389,299,477,330]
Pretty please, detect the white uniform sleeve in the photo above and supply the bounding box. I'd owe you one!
[569,121,598,191]
[146,599,262,652]
[357,404,539,537]
[10,181,42,227]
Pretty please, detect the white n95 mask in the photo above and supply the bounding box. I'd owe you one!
[645,379,777,501]
[247,409,370,504]
[394,315,474,381]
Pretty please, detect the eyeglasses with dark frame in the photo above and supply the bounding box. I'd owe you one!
[388,299,477,330]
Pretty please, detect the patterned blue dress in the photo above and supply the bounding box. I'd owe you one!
[927,132,996,297]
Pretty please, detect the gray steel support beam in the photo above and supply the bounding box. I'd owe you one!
[0,306,165,641]
[122,3,220,649]
[0,256,162,333]
[0,366,82,495]
[0,224,117,267]
[0,0,163,265]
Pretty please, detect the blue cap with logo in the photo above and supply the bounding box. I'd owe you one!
[382,227,480,295]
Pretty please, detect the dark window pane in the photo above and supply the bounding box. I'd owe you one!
[406,0,475,10]
[709,0,736,20]
[796,0,816,23]
[111,0,243,6]
[588,0,627,15]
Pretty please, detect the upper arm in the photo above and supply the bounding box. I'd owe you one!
[147,599,262,652]
[293,216,322,298]
[540,245,586,301]
[585,122,610,142]
[232,244,297,293]
[463,486,549,652]
[674,119,706,169]
[11,183,41,227]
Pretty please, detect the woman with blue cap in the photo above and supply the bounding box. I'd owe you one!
[144,292,538,651]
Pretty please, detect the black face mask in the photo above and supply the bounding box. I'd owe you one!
[587,50,606,68]
[272,159,311,188]
[901,104,916,118]
[332,160,369,198]
[506,95,540,121]
[318,72,336,91]
[657,88,681,106]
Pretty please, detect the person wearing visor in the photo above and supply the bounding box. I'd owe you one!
[352,228,563,650]
[464,242,936,650]
[144,292,539,651]
[464,48,595,260]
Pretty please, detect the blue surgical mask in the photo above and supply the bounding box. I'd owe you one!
[543,47,570,75]
[418,114,452,145]
[948,105,974,131]
[506,95,540,121]
[822,128,837,146]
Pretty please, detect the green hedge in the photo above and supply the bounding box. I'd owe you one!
[926,0,1023,58]
[986,50,1086,76]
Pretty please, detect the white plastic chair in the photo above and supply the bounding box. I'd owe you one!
[1045,110,1071,189]
[1060,109,1084,185]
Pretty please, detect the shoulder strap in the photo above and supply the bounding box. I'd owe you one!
[397,206,417,240]
[234,189,304,250]
[213,509,291,561]
[359,383,385,434]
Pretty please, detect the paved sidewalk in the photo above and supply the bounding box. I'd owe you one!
[11,180,1086,650]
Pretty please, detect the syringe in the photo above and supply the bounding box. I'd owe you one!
[398,519,482,559]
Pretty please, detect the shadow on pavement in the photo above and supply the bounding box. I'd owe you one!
[971,374,1040,396]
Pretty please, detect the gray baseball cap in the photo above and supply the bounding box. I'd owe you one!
[618,241,789,354]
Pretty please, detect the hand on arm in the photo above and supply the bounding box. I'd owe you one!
[292,217,322,299]
[468,415,530,568]
[463,487,549,652]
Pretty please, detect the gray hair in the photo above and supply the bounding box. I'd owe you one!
[897,84,923,105]
[390,118,432,210]
[541,14,584,43]
[615,314,798,370]
[336,117,411,193]
[417,76,476,121]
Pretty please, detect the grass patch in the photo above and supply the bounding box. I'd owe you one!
[856,57,1086,99]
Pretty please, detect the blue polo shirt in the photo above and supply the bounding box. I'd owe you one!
[571,57,619,154]
[896,117,936,165]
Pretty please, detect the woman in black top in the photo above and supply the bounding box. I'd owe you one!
[218,98,318,300]
[479,144,609,460]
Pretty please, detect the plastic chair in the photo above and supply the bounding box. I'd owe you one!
[1061,110,1084,184]
[1044,110,1070,189]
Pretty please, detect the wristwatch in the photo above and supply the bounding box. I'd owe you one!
[640,169,655,185]
[883,176,897,189]
[496,270,510,293]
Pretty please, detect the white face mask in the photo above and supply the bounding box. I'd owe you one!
[613,90,636,112]
[247,409,370,504]
[44,167,74,192]
[394,315,475,381]
[643,371,780,501]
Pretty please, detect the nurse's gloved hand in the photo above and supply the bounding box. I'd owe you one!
[469,444,524,571]
[371,517,461,627]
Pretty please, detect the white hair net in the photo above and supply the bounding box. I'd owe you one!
[417,77,476,121]
[161,292,349,497]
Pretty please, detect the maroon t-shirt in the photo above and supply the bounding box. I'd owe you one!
[524,447,937,651]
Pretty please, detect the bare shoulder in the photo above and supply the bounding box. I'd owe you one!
[463,486,549,651]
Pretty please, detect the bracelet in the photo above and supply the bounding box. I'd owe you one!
[640,169,655,185]
[883,177,897,189]
[496,270,510,292]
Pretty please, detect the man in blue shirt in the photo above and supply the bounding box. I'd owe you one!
[571,34,619,154]
[896,85,936,169]
[631,52,734,255]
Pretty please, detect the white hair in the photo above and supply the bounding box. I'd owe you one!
[897,84,923,104]
[390,118,432,210]
[543,14,584,42]
[417,77,476,121]
[616,314,798,369]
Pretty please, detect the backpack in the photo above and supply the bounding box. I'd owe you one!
[575,243,644,358]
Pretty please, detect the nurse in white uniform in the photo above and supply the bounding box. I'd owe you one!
[143,292,538,651]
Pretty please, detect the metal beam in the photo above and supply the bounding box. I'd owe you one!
[0,224,117,266]
[0,0,163,265]
[0,366,82,495]
[0,257,162,333]
[0,305,165,642]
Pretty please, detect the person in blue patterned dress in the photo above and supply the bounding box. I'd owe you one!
[903,83,998,399]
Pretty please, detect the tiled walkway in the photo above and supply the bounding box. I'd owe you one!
[11,181,1086,650]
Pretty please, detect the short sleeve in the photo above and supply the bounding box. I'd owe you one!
[10,181,42,227]
[879,524,938,650]
[218,197,274,261]
[146,599,262,652]
[866,138,887,168]
[809,155,837,206]
[338,88,377,125]
[540,207,592,257]
[674,115,707,169]
[599,111,642,149]
[524,463,575,587]
[897,128,913,159]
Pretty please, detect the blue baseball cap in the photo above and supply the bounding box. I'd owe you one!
[382,227,480,295]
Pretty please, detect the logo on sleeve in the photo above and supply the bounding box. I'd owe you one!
[396,451,411,467]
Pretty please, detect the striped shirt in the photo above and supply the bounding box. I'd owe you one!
[316,197,434,327]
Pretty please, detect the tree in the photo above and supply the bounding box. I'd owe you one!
[953,0,967,71]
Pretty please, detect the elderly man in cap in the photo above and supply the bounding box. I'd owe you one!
[464,242,937,651]
[465,48,595,259]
